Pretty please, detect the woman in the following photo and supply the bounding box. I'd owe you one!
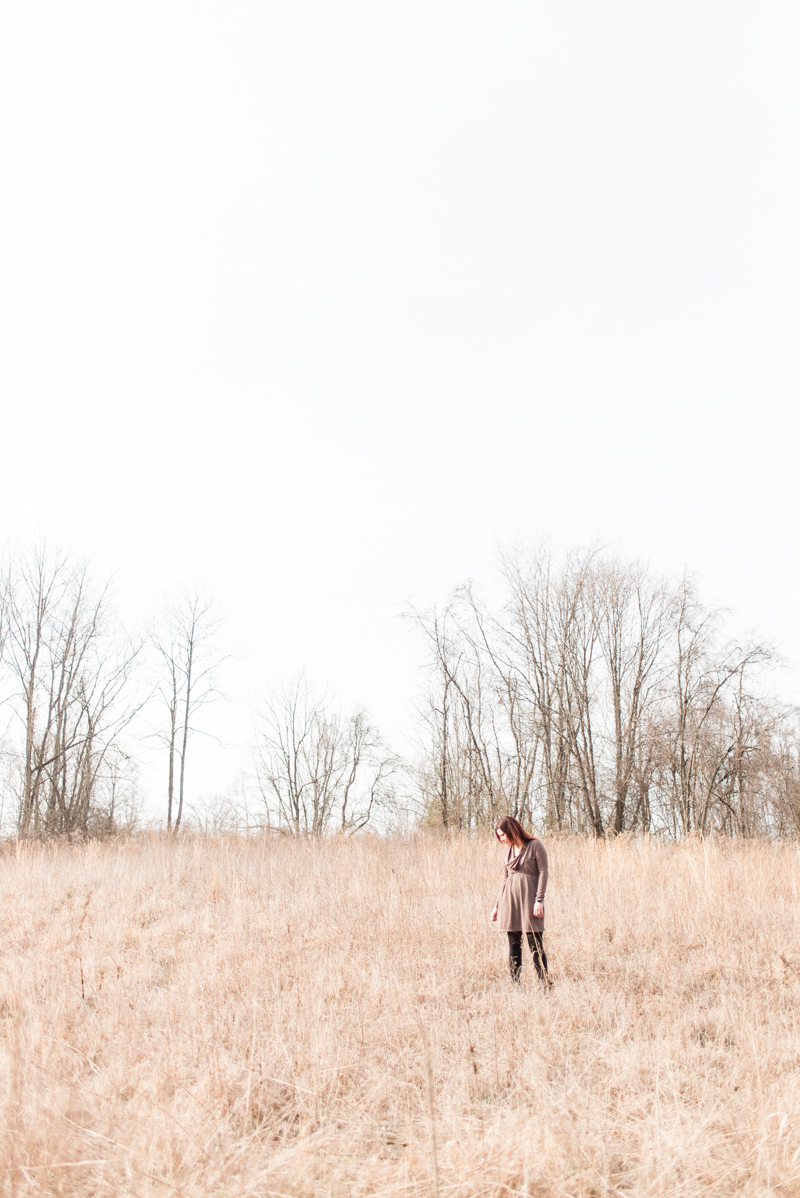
[490,815,550,984]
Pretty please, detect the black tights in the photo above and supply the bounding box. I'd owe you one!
[507,931,549,983]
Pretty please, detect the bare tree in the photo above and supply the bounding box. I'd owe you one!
[1,545,140,836]
[149,587,225,831]
[254,678,397,835]
[412,606,477,829]
[596,560,672,833]
[411,592,540,830]
[501,547,578,832]
[556,555,605,835]
[91,747,143,833]
[663,577,772,836]
[765,708,800,837]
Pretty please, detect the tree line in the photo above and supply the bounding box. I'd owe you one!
[0,545,397,838]
[412,546,800,838]
[0,542,798,839]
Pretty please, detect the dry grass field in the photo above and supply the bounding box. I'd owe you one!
[1,834,799,1197]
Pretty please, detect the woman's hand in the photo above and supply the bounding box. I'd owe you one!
[490,906,498,922]
[533,901,544,920]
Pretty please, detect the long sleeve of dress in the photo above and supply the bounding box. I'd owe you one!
[533,840,548,902]
[496,860,508,907]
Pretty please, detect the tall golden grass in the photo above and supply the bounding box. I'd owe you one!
[1,833,799,1196]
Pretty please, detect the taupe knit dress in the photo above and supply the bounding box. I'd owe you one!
[496,839,549,933]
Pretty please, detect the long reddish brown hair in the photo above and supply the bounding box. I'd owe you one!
[494,816,536,846]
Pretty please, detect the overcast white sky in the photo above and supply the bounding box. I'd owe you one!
[1,2,798,812]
